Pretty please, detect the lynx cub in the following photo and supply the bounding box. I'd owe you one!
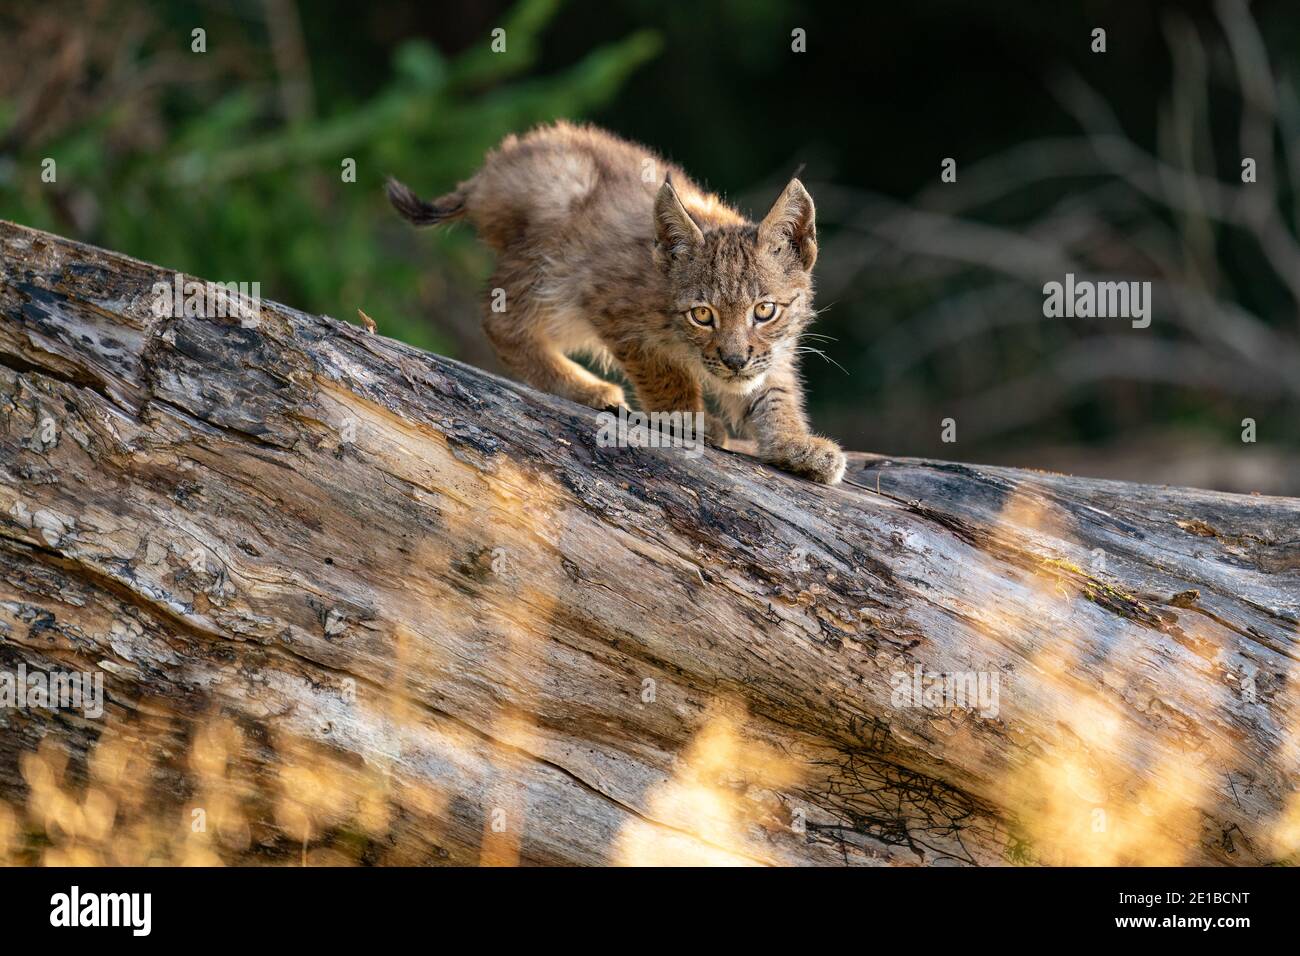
[387,121,846,485]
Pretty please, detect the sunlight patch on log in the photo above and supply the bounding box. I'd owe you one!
[987,487,1222,864]
[1266,657,1300,862]
[613,702,802,866]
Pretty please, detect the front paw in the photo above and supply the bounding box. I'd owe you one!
[703,412,731,449]
[576,380,626,410]
[765,435,846,485]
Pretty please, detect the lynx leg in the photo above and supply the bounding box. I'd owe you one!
[615,346,699,413]
[740,364,846,485]
[613,342,729,447]
[482,293,625,410]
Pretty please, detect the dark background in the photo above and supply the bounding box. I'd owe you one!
[3,0,1297,492]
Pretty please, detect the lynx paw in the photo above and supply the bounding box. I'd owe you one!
[573,380,626,410]
[766,434,846,485]
[703,412,731,449]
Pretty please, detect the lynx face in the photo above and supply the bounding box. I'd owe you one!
[655,179,817,393]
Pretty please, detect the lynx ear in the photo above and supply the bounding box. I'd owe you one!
[758,178,817,271]
[654,180,704,264]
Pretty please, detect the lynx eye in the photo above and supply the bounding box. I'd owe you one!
[753,301,779,322]
[687,305,716,327]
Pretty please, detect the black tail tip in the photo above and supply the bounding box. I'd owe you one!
[385,176,439,225]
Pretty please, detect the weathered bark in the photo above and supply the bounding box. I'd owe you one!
[0,220,1297,866]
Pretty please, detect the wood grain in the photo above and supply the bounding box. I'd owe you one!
[1,221,1297,866]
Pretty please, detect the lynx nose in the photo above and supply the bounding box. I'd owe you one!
[721,351,749,372]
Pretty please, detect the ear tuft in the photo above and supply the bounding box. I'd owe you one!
[758,178,817,271]
[654,180,704,263]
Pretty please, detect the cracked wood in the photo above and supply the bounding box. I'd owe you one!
[0,220,1298,866]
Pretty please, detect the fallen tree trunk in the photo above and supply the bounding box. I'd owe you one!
[0,220,1297,866]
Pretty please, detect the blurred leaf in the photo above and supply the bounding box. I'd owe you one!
[393,40,448,92]
[449,0,563,89]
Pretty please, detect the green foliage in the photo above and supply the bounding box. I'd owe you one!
[0,0,660,352]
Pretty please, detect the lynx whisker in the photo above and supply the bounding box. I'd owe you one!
[793,346,849,375]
